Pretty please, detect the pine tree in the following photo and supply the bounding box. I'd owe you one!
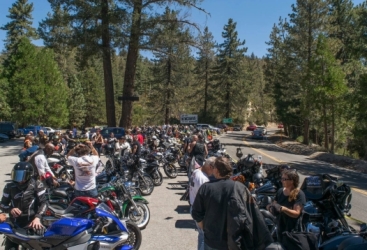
[67,74,86,127]
[213,18,247,119]
[1,0,37,53]
[195,26,216,119]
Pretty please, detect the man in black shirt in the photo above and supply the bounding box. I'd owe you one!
[131,135,141,156]
[191,157,273,250]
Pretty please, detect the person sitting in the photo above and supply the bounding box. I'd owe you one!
[267,169,306,243]
[66,141,99,198]
[0,162,47,250]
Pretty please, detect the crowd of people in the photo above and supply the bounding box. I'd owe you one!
[2,124,308,250]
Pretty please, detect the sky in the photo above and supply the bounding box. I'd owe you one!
[0,0,365,58]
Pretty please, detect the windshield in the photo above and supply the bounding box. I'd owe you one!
[96,203,114,215]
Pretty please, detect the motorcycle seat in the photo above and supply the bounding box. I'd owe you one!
[14,228,44,239]
[48,205,74,217]
[53,189,68,197]
[260,209,277,223]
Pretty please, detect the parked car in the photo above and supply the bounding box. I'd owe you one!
[0,133,10,142]
[256,126,267,135]
[251,129,265,140]
[278,124,284,129]
[0,122,19,139]
[100,127,125,139]
[19,125,48,137]
[216,124,228,130]
[197,124,221,135]
[246,124,257,131]
[233,124,242,131]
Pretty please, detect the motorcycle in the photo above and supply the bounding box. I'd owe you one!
[1,203,138,250]
[44,200,142,249]
[47,153,74,181]
[99,176,150,229]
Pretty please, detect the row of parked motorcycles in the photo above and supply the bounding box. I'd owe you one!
[1,134,191,249]
[210,145,367,250]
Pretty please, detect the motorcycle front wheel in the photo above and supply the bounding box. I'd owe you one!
[126,221,142,250]
[163,163,178,178]
[126,201,150,229]
[151,170,163,186]
[138,174,154,196]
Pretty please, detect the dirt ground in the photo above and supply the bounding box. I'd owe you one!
[268,133,367,174]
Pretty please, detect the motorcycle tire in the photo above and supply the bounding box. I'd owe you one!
[126,221,142,250]
[151,170,163,186]
[138,174,154,196]
[163,163,178,178]
[126,201,150,229]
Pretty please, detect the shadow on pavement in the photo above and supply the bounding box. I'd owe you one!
[175,205,190,214]
[289,161,367,191]
[175,219,196,229]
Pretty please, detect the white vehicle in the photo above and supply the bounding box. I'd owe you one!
[256,126,267,135]
[45,127,56,135]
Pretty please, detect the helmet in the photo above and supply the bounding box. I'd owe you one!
[152,135,157,140]
[11,162,34,183]
[252,173,264,185]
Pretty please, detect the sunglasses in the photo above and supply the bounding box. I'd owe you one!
[281,178,291,181]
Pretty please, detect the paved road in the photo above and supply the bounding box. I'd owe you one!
[0,130,366,249]
[221,129,367,227]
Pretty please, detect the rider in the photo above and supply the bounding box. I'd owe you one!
[0,162,47,250]
[67,141,99,198]
[27,143,56,184]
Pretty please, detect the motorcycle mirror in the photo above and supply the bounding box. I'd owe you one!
[360,223,367,232]
[236,148,243,159]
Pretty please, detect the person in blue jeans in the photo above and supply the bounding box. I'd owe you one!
[67,141,100,198]
[190,157,215,250]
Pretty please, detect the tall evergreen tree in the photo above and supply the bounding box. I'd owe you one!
[1,0,37,53]
[195,26,216,119]
[286,0,329,144]
[68,74,86,127]
[213,18,247,119]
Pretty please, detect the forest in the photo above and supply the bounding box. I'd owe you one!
[1,0,367,159]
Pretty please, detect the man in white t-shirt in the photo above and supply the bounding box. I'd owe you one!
[189,157,215,250]
[67,141,99,198]
[115,136,131,156]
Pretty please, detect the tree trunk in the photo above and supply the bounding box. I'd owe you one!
[323,101,329,151]
[119,0,142,128]
[203,59,208,117]
[165,59,172,124]
[101,0,116,127]
[303,119,310,145]
[331,100,335,154]
[225,67,231,118]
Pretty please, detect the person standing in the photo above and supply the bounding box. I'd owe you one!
[191,157,273,250]
[189,134,208,167]
[131,135,141,156]
[136,128,144,144]
[72,126,77,138]
[67,141,99,198]
[267,170,306,244]
[189,157,215,250]
[94,129,103,156]
[115,136,131,156]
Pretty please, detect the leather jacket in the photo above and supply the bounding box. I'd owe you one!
[0,178,47,227]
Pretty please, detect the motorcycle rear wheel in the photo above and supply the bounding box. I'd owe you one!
[126,221,142,250]
[164,163,178,178]
[126,202,150,229]
[151,170,163,186]
[138,174,154,196]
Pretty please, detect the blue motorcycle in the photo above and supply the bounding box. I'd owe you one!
[0,203,136,250]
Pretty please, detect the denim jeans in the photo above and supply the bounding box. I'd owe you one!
[74,188,98,198]
[204,243,218,250]
[191,206,205,250]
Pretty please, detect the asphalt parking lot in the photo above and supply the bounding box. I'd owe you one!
[0,139,198,249]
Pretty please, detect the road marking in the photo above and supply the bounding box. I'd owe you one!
[351,187,367,197]
[242,135,367,223]
[242,137,285,163]
[345,215,366,224]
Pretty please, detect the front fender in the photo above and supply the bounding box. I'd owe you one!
[121,196,149,214]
